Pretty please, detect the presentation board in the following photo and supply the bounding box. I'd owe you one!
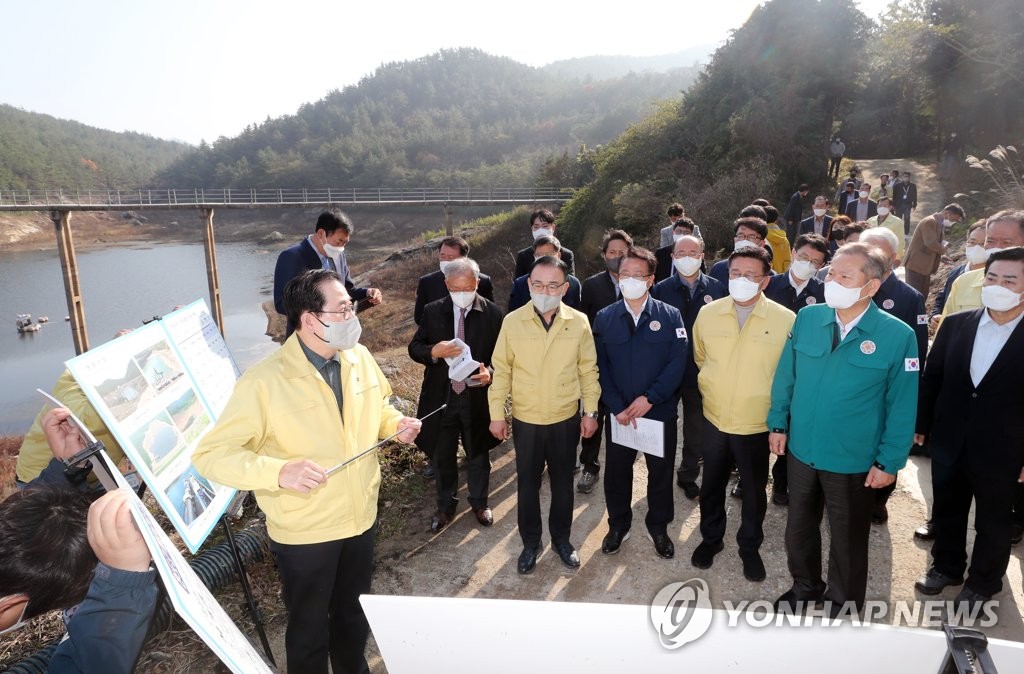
[66,299,239,553]
[361,594,1024,674]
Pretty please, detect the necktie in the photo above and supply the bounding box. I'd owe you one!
[452,308,467,394]
[327,256,337,272]
[831,322,840,351]
[322,359,343,415]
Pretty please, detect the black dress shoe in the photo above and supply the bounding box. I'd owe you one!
[471,506,493,527]
[677,479,700,500]
[1011,523,1024,546]
[914,568,964,595]
[648,531,675,559]
[517,546,540,574]
[739,549,766,582]
[601,529,630,554]
[422,463,436,479]
[553,541,581,568]
[773,589,823,614]
[913,520,936,541]
[772,489,789,506]
[871,504,889,525]
[950,587,993,618]
[429,510,453,533]
[691,540,724,569]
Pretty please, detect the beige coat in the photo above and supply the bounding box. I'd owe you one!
[904,213,945,275]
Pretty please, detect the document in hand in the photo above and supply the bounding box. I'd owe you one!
[610,417,664,457]
[444,338,480,382]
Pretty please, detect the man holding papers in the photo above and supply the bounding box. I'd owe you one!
[409,258,504,533]
[193,269,420,674]
[691,246,795,582]
[593,248,686,559]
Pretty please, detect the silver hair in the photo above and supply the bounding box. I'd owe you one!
[834,242,888,281]
[860,227,900,257]
[443,257,480,280]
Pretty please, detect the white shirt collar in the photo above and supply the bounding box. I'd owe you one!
[835,303,871,340]
[625,296,649,326]
[788,271,808,295]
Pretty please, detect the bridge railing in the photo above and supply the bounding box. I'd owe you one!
[0,187,575,209]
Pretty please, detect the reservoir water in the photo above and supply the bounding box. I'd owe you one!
[0,242,280,434]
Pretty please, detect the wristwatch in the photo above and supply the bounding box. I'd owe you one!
[770,428,786,434]
[583,411,599,419]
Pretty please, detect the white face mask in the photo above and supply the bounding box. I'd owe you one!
[619,277,649,301]
[824,280,867,309]
[672,233,687,243]
[813,208,827,218]
[530,292,561,314]
[981,285,1023,312]
[439,260,453,274]
[450,291,475,309]
[673,256,702,277]
[734,239,758,252]
[859,191,870,199]
[877,207,890,217]
[323,242,344,258]
[0,600,28,636]
[728,277,761,303]
[943,218,956,229]
[532,227,553,240]
[965,245,988,265]
[314,315,361,351]
[790,260,817,281]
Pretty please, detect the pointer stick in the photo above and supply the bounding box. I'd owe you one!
[326,404,446,476]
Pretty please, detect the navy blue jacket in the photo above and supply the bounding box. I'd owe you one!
[873,273,928,369]
[651,272,727,388]
[764,272,825,315]
[930,263,968,318]
[593,297,687,422]
[508,273,582,313]
[273,237,368,315]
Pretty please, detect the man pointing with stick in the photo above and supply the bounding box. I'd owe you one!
[194,269,420,674]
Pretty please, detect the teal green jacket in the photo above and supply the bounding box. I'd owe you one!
[767,302,919,475]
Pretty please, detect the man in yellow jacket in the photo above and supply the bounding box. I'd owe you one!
[690,247,795,583]
[488,256,601,575]
[943,210,1024,317]
[193,269,420,674]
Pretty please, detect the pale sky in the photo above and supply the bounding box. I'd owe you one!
[3,0,891,145]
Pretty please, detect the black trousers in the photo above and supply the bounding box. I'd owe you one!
[931,457,1017,597]
[896,205,912,234]
[577,408,604,475]
[829,156,842,179]
[434,391,490,513]
[513,415,580,548]
[676,387,704,484]
[603,416,677,534]
[698,420,769,551]
[786,454,874,608]
[772,450,788,494]
[271,520,377,674]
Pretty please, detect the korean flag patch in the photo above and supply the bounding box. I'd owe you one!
[916,314,928,325]
[905,358,920,372]
[676,327,687,340]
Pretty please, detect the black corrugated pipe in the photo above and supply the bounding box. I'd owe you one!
[5,523,271,673]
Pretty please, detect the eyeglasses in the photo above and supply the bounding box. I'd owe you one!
[529,281,567,293]
[672,253,701,259]
[319,303,355,320]
[618,272,652,280]
[793,255,824,269]
[728,271,765,281]
[734,233,763,242]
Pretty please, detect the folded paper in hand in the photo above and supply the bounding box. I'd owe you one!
[445,338,480,382]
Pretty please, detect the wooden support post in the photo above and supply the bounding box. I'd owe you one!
[443,203,453,236]
[200,208,225,337]
[52,210,90,354]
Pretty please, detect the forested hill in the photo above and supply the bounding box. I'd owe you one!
[155,48,697,189]
[0,105,190,191]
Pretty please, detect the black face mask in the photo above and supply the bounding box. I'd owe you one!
[605,256,622,274]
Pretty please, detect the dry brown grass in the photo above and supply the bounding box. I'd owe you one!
[1,435,22,501]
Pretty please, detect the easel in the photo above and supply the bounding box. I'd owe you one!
[64,442,277,667]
